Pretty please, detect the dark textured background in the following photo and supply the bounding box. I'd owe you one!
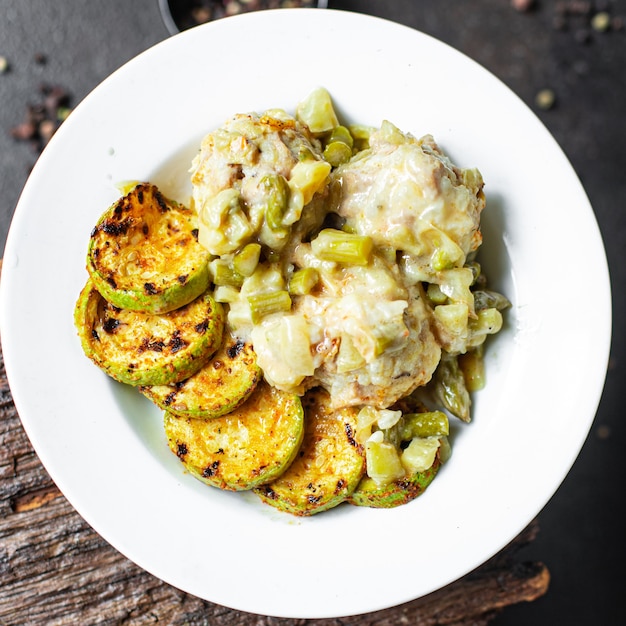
[1,1,624,623]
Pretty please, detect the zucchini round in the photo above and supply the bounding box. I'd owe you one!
[254,388,366,516]
[139,337,261,419]
[165,381,304,491]
[348,456,441,508]
[87,183,210,314]
[74,280,224,386]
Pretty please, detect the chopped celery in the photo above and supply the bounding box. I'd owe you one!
[248,290,292,324]
[209,258,244,287]
[400,411,449,439]
[311,229,373,265]
[288,267,319,295]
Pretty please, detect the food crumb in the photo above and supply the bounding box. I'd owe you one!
[10,83,73,153]
[0,55,8,73]
[535,88,556,110]
[511,0,536,12]
[596,425,611,439]
[591,11,612,31]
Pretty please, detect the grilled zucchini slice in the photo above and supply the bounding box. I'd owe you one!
[165,381,304,491]
[74,280,224,386]
[139,336,261,419]
[348,455,441,508]
[254,388,366,516]
[349,409,447,508]
[87,183,210,314]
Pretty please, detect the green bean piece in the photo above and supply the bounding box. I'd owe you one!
[311,228,373,265]
[458,347,486,392]
[209,258,244,287]
[260,174,290,231]
[431,353,471,422]
[248,290,292,324]
[233,243,261,277]
[400,411,450,439]
[323,125,354,167]
[288,267,320,296]
[473,289,511,311]
[328,125,354,149]
[323,141,353,167]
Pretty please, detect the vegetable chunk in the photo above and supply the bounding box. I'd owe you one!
[74,281,224,386]
[165,381,304,491]
[348,456,441,508]
[254,388,366,516]
[139,337,261,419]
[87,183,210,314]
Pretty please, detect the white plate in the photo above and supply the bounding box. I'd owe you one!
[0,9,611,619]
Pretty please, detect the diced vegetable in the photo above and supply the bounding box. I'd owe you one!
[296,86,339,134]
[311,228,373,265]
[233,243,261,277]
[248,290,292,323]
[260,173,290,231]
[288,267,319,295]
[365,433,406,487]
[458,346,486,392]
[349,457,441,509]
[430,352,471,422]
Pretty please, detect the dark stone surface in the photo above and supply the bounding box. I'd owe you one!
[1,1,624,623]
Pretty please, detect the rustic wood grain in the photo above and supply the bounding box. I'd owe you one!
[0,256,549,624]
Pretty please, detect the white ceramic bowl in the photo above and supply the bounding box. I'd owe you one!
[0,9,611,619]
